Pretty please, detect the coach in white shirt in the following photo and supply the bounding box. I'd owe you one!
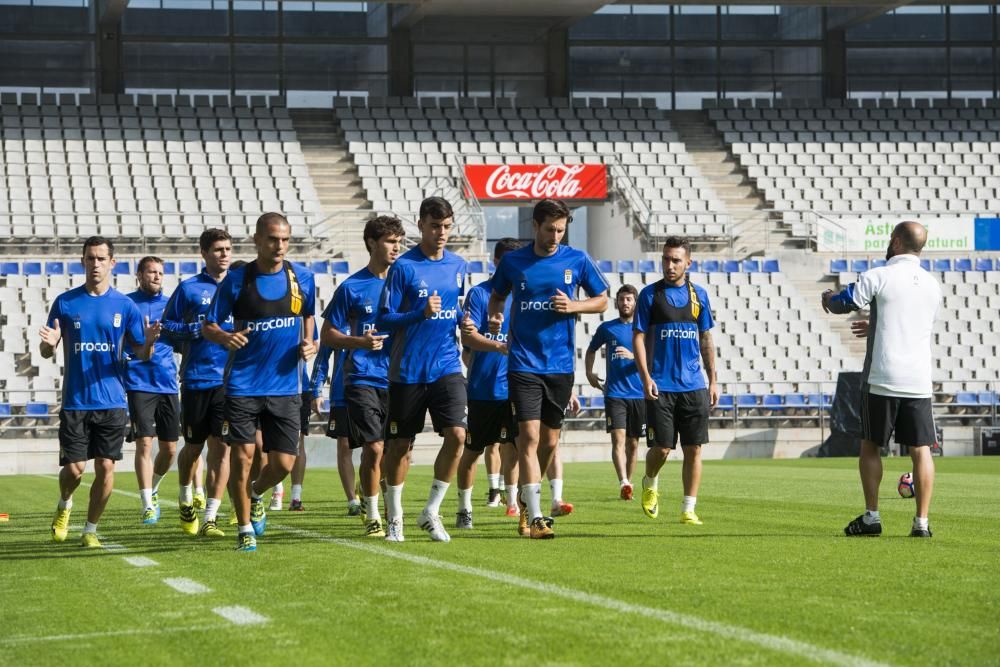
[822,221,942,538]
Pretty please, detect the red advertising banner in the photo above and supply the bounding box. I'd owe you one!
[464,164,608,201]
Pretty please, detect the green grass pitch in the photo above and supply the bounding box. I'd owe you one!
[1,457,998,666]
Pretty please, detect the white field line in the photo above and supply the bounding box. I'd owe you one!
[212,606,269,626]
[123,556,158,568]
[0,625,222,646]
[271,523,892,667]
[162,577,212,595]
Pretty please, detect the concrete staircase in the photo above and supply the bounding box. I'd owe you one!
[669,110,788,257]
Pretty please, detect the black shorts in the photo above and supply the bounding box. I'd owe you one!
[466,399,517,452]
[224,394,301,455]
[508,372,574,429]
[388,373,467,440]
[646,389,710,449]
[181,385,226,445]
[299,390,312,436]
[346,384,389,446]
[862,392,936,448]
[58,408,129,466]
[325,405,358,447]
[605,397,647,438]
[127,391,180,442]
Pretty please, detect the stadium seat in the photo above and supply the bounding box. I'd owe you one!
[974,258,994,271]
[954,258,972,272]
[44,262,65,275]
[784,393,807,408]
[467,260,485,273]
[68,263,85,276]
[617,260,635,273]
[829,259,848,273]
[716,395,734,411]
[179,261,198,275]
[310,261,330,274]
[954,392,978,406]
[920,259,931,271]
[25,403,50,417]
[331,261,350,275]
[589,396,605,409]
[23,262,41,276]
[597,260,613,274]
[850,259,869,272]
[762,259,781,273]
[162,261,177,275]
[0,262,19,275]
[762,395,784,409]
[742,259,761,273]
[933,259,952,272]
[637,259,656,274]
[976,392,996,406]
[701,260,720,273]
[689,260,700,273]
[113,262,131,275]
[722,260,740,273]
[736,394,758,408]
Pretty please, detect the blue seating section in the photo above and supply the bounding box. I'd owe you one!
[831,257,998,274]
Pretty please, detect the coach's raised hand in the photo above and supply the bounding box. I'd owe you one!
[222,326,252,351]
[423,289,442,318]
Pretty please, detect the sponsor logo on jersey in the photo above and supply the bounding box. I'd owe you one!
[484,331,508,343]
[247,316,297,332]
[660,328,698,340]
[74,341,116,354]
[520,300,556,312]
[430,308,458,320]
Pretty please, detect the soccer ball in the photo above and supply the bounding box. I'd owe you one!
[897,472,915,499]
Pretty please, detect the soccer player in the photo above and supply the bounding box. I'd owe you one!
[633,236,718,526]
[126,256,180,525]
[457,238,522,529]
[313,344,361,514]
[488,198,609,539]
[585,284,646,500]
[323,215,404,538]
[822,221,941,538]
[161,228,233,538]
[377,198,468,543]
[203,212,316,552]
[42,236,161,547]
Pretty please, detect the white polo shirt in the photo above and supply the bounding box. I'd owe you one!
[850,254,942,398]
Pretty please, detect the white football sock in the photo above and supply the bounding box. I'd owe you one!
[643,475,658,491]
[620,478,631,487]
[682,496,696,513]
[195,486,205,497]
[238,523,254,535]
[458,487,473,513]
[272,481,283,495]
[487,474,501,489]
[179,484,193,505]
[863,510,881,525]
[549,478,563,503]
[366,495,381,521]
[291,484,303,502]
[57,497,72,511]
[505,484,518,509]
[83,521,98,534]
[204,498,221,522]
[522,483,542,520]
[386,484,404,521]
[139,488,153,510]
[913,516,929,530]
[424,479,449,516]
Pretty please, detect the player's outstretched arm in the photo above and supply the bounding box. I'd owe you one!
[699,330,719,408]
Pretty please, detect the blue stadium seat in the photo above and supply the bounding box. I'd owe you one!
[597,260,613,274]
[716,395,734,410]
[850,259,869,272]
[310,261,329,274]
[25,403,49,417]
[954,258,972,272]
[44,261,65,275]
[179,261,198,275]
[0,403,11,417]
[976,392,996,406]
[68,262,85,275]
[113,261,131,275]
[870,259,886,269]
[722,260,740,273]
[487,262,496,273]
[762,259,780,273]
[637,259,656,274]
[162,261,177,275]
[617,260,635,273]
[467,260,485,273]
[701,260,720,273]
[0,262,18,275]
[955,392,978,406]
[689,260,700,273]
[23,262,41,276]
[933,259,952,272]
[762,395,784,409]
[742,259,760,273]
[590,396,605,410]
[736,394,758,408]
[331,261,350,275]
[829,259,848,273]
[807,393,831,408]
[974,258,994,271]
[919,259,931,271]
[785,394,807,408]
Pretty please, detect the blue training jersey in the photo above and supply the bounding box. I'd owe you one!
[634,280,714,393]
[323,267,390,389]
[376,246,466,384]
[464,280,511,401]
[489,243,608,375]
[125,289,178,394]
[206,261,315,397]
[47,286,146,411]
[160,270,233,391]
[587,318,644,400]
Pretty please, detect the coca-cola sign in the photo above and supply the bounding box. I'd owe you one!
[464,164,608,201]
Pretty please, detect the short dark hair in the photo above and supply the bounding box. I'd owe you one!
[255,212,289,235]
[137,256,164,274]
[532,199,571,224]
[493,237,522,262]
[662,236,692,257]
[82,235,114,258]
[617,284,638,300]
[364,215,406,253]
[199,228,232,253]
[419,196,454,221]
